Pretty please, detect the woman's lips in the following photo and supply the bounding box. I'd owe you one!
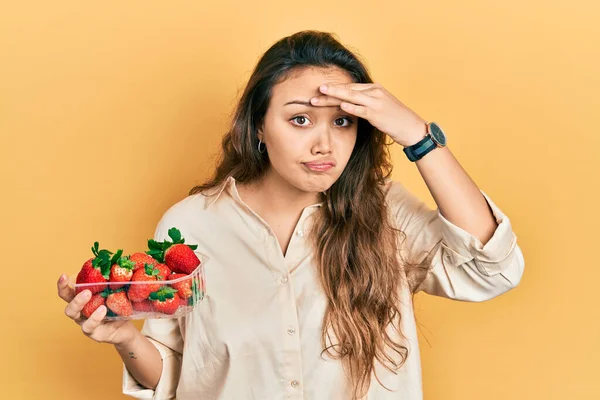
[303,163,334,172]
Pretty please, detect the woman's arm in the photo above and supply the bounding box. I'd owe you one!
[412,144,499,246]
[114,326,163,390]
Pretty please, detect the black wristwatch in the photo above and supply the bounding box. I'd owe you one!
[402,122,447,162]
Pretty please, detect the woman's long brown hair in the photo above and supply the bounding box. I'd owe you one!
[190,30,429,399]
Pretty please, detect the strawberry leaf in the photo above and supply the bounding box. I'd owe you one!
[148,239,162,251]
[110,249,123,265]
[92,242,99,257]
[119,256,136,270]
[97,249,113,259]
[187,244,198,250]
[100,262,111,280]
[168,228,182,243]
[146,249,163,263]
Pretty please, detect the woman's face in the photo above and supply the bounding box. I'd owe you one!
[257,66,359,195]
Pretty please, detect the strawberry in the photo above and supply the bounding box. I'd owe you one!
[132,299,154,312]
[169,273,193,299]
[109,255,136,289]
[149,287,180,315]
[164,244,201,274]
[127,264,164,303]
[76,242,119,294]
[105,290,133,317]
[81,293,106,318]
[129,252,157,271]
[155,263,172,280]
[146,228,201,274]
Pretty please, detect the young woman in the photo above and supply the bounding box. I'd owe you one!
[57,30,524,399]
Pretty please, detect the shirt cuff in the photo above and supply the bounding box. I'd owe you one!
[437,189,518,277]
[122,337,182,399]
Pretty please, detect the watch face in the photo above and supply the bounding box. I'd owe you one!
[429,122,447,146]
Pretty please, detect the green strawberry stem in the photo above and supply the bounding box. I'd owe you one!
[146,227,198,263]
[100,286,126,297]
[90,242,117,280]
[144,263,161,278]
[117,255,136,270]
[149,286,178,302]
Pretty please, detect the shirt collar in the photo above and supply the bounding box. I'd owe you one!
[204,176,324,210]
[204,176,235,210]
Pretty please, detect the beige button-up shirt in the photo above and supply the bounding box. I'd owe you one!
[122,176,524,399]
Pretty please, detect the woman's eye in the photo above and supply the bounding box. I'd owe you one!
[290,116,354,128]
[335,117,354,127]
[291,116,310,126]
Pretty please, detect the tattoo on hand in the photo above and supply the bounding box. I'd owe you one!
[129,352,137,359]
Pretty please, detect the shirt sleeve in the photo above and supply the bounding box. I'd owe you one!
[388,180,525,302]
[122,213,184,399]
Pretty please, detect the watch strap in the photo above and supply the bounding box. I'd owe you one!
[403,134,437,162]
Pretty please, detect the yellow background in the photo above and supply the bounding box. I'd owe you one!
[2,0,598,398]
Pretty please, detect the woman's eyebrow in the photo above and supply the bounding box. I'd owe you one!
[284,100,313,106]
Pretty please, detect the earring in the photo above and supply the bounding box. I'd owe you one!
[258,139,266,153]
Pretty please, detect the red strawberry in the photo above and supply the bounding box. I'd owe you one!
[127,264,164,303]
[169,274,193,299]
[155,263,172,280]
[105,290,133,317]
[129,252,157,271]
[81,293,106,318]
[109,255,136,289]
[132,299,154,312]
[76,243,119,294]
[146,228,201,275]
[149,287,180,315]
[164,244,200,274]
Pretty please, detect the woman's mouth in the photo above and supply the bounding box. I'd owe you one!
[303,163,334,172]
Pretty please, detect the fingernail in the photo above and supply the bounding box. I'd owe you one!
[320,85,328,92]
[311,97,319,104]
[59,275,65,283]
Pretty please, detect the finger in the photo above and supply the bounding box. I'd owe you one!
[64,289,92,321]
[57,274,76,303]
[342,82,380,91]
[81,305,107,336]
[309,95,343,107]
[339,102,370,119]
[318,85,377,108]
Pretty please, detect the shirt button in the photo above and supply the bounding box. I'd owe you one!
[290,380,299,388]
[287,327,296,335]
[296,230,304,237]
[281,275,289,283]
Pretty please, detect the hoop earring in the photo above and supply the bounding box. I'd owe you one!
[258,139,266,154]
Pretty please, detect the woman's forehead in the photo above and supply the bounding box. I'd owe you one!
[271,68,353,106]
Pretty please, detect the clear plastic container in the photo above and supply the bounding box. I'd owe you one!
[69,254,208,321]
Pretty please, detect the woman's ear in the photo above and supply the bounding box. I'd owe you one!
[257,125,264,142]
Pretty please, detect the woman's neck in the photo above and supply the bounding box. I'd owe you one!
[237,171,321,216]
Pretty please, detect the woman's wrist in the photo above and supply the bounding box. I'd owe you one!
[113,322,141,349]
